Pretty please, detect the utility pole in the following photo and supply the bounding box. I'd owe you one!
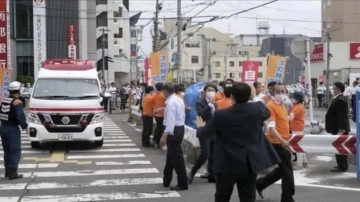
[177,0,182,83]
[153,0,160,52]
[326,31,331,106]
[208,39,211,82]
[101,28,109,85]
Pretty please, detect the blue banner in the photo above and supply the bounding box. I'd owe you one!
[184,82,207,129]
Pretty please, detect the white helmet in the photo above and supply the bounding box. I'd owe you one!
[9,81,21,91]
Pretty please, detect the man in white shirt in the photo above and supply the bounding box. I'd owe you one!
[316,82,326,108]
[160,83,188,191]
[253,82,265,102]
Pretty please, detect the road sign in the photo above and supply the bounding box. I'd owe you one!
[290,36,314,59]
[356,92,360,181]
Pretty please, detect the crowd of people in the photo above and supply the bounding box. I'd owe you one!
[125,78,352,202]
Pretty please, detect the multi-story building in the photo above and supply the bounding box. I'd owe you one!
[160,20,267,83]
[96,0,130,86]
[8,0,130,85]
[322,0,360,41]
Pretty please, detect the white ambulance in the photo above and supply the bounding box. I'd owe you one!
[27,59,104,148]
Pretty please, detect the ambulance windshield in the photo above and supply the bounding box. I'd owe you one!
[32,78,100,100]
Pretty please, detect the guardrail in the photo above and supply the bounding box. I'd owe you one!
[129,105,357,154]
[130,105,199,147]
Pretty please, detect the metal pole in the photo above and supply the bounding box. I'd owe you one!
[306,39,314,122]
[153,0,159,52]
[177,0,182,83]
[326,31,331,107]
[101,28,106,85]
[208,39,211,82]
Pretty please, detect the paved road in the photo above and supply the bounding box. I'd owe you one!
[0,109,359,202]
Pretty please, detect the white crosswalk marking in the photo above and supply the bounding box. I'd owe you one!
[0,118,179,201]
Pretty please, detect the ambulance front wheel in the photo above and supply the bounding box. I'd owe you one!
[31,141,40,149]
[95,139,103,147]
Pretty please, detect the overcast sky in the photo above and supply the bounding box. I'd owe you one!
[129,0,322,55]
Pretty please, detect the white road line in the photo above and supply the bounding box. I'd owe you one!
[105,136,129,139]
[0,197,18,202]
[295,182,360,192]
[0,150,49,154]
[103,143,136,147]
[104,139,132,143]
[67,154,145,159]
[69,148,141,153]
[0,163,58,169]
[95,160,151,165]
[0,177,164,191]
[21,168,158,178]
[19,191,180,202]
[105,133,127,136]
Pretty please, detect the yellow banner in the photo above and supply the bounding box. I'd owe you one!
[0,68,11,100]
[264,55,287,87]
[150,52,168,84]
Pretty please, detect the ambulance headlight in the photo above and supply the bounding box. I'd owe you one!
[91,112,104,124]
[28,113,41,124]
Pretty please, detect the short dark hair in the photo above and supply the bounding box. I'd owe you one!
[145,86,154,94]
[267,81,277,87]
[203,84,217,92]
[231,82,251,104]
[163,83,175,94]
[223,87,231,98]
[226,78,234,83]
[175,83,185,93]
[333,81,345,93]
[253,82,261,88]
[219,81,226,88]
[155,82,163,91]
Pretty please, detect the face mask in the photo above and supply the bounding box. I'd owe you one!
[206,91,216,99]
[218,86,223,92]
[275,94,285,102]
[225,84,232,87]
[290,98,297,103]
[180,92,185,96]
[330,89,334,96]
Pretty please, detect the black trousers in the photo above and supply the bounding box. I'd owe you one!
[333,133,348,170]
[154,117,164,145]
[256,144,295,202]
[191,134,215,178]
[141,115,153,146]
[317,94,324,108]
[163,126,188,188]
[215,172,257,202]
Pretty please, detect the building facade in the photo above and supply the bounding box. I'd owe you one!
[322,0,360,42]
[9,0,130,85]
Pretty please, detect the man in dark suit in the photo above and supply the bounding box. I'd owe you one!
[196,82,280,202]
[325,81,350,172]
[188,84,217,183]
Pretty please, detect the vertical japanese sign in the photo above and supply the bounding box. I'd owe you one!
[0,0,7,68]
[241,61,259,84]
[0,68,11,100]
[160,55,167,82]
[265,55,287,87]
[67,24,77,59]
[144,57,150,84]
[356,92,360,181]
[150,52,168,84]
[33,0,47,78]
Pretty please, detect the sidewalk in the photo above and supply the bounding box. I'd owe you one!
[307,108,356,133]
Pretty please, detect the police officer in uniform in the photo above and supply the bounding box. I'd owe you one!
[0,81,28,179]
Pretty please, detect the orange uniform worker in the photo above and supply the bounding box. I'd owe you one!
[142,86,154,147]
[152,83,166,148]
[214,81,225,102]
[289,92,307,166]
[216,87,232,110]
[256,83,295,202]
